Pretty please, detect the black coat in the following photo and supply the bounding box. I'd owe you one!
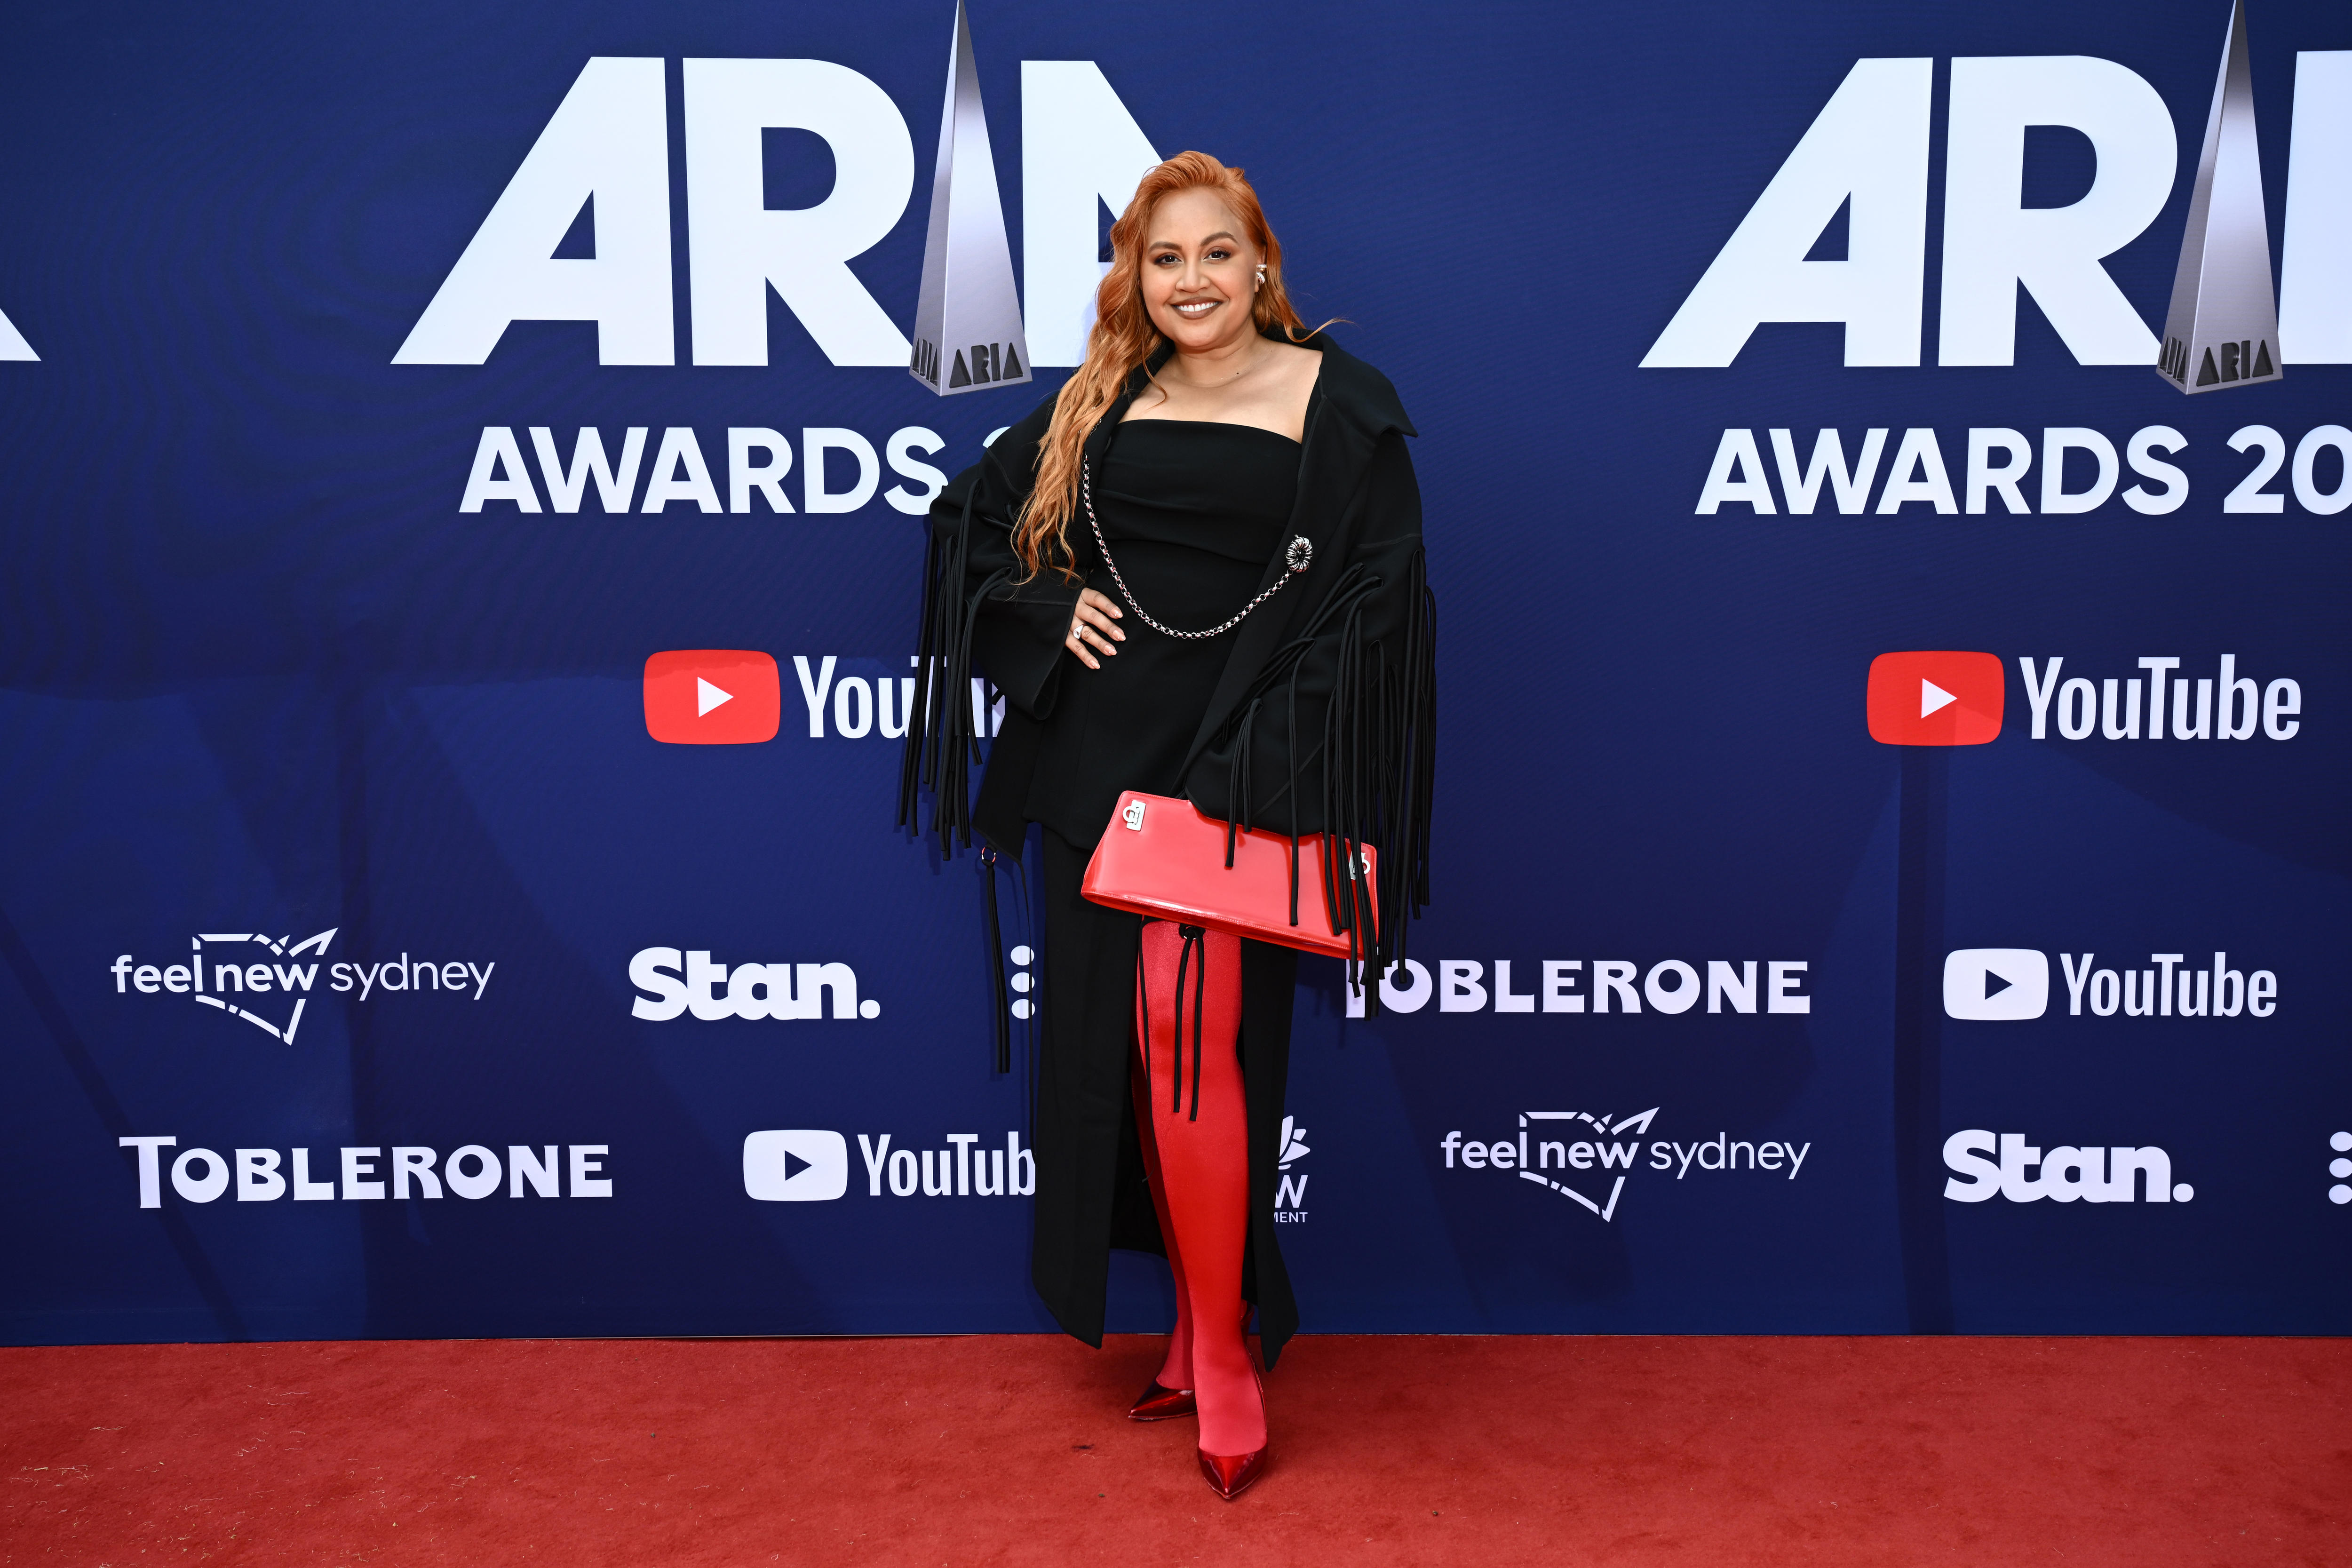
[899,328,1434,1366]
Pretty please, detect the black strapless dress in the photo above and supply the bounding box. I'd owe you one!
[1021,418,1300,847]
[988,417,1307,1362]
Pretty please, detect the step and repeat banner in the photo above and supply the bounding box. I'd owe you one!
[2,0,2347,1345]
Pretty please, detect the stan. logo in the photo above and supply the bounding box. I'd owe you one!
[1943,1130,2192,1203]
[630,947,880,1020]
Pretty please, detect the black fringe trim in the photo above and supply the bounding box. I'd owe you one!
[896,482,1006,858]
[1215,551,1436,1014]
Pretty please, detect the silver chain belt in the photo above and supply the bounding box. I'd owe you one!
[1081,458,1312,642]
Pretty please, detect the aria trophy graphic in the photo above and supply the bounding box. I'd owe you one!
[2157,0,2282,392]
[907,0,1032,396]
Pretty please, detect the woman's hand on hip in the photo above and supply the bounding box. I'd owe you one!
[1067,588,1124,669]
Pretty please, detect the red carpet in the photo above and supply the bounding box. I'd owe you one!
[3,1335,2345,1566]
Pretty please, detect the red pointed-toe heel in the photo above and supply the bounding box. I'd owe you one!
[1196,1356,1270,1500]
[1197,1444,1270,1501]
[1131,1305,1248,1421]
[1128,1378,1196,1421]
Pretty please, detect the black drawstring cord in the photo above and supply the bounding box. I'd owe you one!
[1148,921,1211,1121]
[897,479,961,838]
[1170,926,1193,1115]
[1187,926,1207,1121]
[1174,924,1207,1120]
[1224,699,1256,869]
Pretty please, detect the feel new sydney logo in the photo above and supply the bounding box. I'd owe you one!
[110,928,498,1043]
[1440,1109,1813,1226]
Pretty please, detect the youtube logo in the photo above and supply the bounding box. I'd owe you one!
[644,651,780,745]
[742,1130,849,1201]
[1866,651,2003,746]
[1943,949,2050,1021]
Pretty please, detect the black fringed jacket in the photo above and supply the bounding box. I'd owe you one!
[901,328,1435,977]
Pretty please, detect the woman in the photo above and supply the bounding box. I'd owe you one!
[902,152,1433,1501]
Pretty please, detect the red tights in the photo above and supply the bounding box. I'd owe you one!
[1130,921,1265,1457]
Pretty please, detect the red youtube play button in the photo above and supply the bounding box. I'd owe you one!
[644,651,781,744]
[1866,651,2004,746]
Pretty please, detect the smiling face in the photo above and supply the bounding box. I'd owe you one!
[1137,186,1264,355]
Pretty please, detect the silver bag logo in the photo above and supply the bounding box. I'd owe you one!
[1441,1108,1813,1225]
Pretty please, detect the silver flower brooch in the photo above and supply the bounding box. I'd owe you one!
[1285,535,1313,573]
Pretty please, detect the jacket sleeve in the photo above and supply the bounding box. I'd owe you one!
[939,440,1081,722]
[1182,428,1436,975]
[897,399,1078,853]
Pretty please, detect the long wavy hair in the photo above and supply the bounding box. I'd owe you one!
[1015,151,1311,581]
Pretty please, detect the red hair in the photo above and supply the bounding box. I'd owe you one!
[1016,152,1312,581]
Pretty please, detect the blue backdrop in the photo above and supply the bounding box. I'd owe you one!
[2,0,2347,1345]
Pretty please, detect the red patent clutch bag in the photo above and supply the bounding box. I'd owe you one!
[1081,790,1377,959]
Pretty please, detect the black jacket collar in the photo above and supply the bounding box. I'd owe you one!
[1280,326,1416,439]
